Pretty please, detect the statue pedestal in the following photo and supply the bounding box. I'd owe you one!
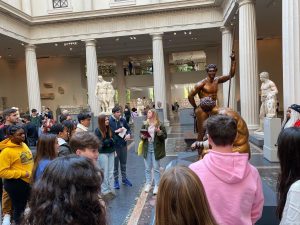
[179,108,194,125]
[133,116,146,153]
[263,117,281,162]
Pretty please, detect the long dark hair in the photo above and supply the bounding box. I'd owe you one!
[155,166,217,225]
[22,155,107,225]
[31,134,57,183]
[97,114,112,139]
[277,127,300,219]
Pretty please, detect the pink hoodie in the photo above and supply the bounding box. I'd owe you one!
[189,150,264,225]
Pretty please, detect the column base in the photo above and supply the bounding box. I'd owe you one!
[164,119,170,126]
[247,124,260,131]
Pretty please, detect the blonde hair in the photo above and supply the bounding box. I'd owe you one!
[155,166,217,225]
[146,108,160,127]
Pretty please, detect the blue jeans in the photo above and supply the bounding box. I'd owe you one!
[98,153,115,194]
[144,143,160,186]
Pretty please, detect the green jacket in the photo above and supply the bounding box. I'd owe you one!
[141,122,167,160]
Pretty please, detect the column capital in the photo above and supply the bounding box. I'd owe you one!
[236,0,254,8]
[220,26,232,34]
[151,33,164,40]
[84,39,96,47]
[25,44,36,51]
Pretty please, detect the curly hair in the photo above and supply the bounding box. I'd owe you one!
[199,97,216,113]
[22,155,107,225]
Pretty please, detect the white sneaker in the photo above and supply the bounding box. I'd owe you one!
[153,185,159,195]
[2,214,11,225]
[144,184,151,193]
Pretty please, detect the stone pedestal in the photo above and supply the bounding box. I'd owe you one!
[263,117,281,162]
[133,116,146,153]
[179,108,194,125]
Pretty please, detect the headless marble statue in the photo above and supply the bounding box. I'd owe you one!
[255,72,278,133]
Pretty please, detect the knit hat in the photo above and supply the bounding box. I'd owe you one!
[290,104,300,114]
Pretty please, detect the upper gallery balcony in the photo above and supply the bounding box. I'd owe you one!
[0,0,225,19]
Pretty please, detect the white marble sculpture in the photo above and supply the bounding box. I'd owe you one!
[255,72,278,133]
[136,98,144,116]
[95,75,115,113]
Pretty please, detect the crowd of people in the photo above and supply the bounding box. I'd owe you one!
[0,103,299,225]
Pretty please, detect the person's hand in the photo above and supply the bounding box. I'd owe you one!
[141,134,147,140]
[155,127,161,133]
[191,142,197,150]
[115,127,124,133]
[124,134,130,141]
[230,51,235,61]
[24,171,30,178]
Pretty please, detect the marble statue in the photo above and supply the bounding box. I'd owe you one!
[255,72,278,133]
[136,98,144,116]
[188,52,236,140]
[95,75,115,113]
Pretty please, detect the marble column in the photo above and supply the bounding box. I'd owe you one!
[237,0,259,129]
[116,58,126,107]
[25,44,41,113]
[21,0,31,15]
[164,54,172,116]
[282,0,300,110]
[85,39,99,115]
[151,33,169,125]
[221,26,236,110]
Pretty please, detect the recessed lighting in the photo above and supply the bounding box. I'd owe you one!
[20,43,24,46]
[189,31,192,35]
[184,31,187,35]
[54,43,58,46]
[173,32,176,35]
[115,38,119,41]
[0,56,2,59]
[69,48,73,51]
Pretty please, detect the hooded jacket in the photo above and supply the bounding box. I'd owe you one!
[189,150,264,225]
[0,139,33,183]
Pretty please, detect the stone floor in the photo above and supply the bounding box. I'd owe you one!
[135,122,280,225]
[0,121,280,225]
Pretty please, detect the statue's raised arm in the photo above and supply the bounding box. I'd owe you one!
[217,52,236,83]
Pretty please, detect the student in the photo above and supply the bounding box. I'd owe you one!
[155,166,217,225]
[62,120,76,140]
[109,106,132,189]
[22,155,107,225]
[0,108,18,225]
[95,114,116,199]
[75,113,91,132]
[23,114,38,147]
[50,123,72,157]
[69,132,100,164]
[140,109,167,195]
[189,115,264,225]
[281,104,300,129]
[31,134,58,182]
[277,127,300,224]
[0,125,33,225]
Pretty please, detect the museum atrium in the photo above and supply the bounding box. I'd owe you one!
[0,0,298,128]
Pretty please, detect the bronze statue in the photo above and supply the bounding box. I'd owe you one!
[191,97,250,157]
[188,53,236,140]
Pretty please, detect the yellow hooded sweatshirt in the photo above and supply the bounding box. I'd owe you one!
[0,138,33,183]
